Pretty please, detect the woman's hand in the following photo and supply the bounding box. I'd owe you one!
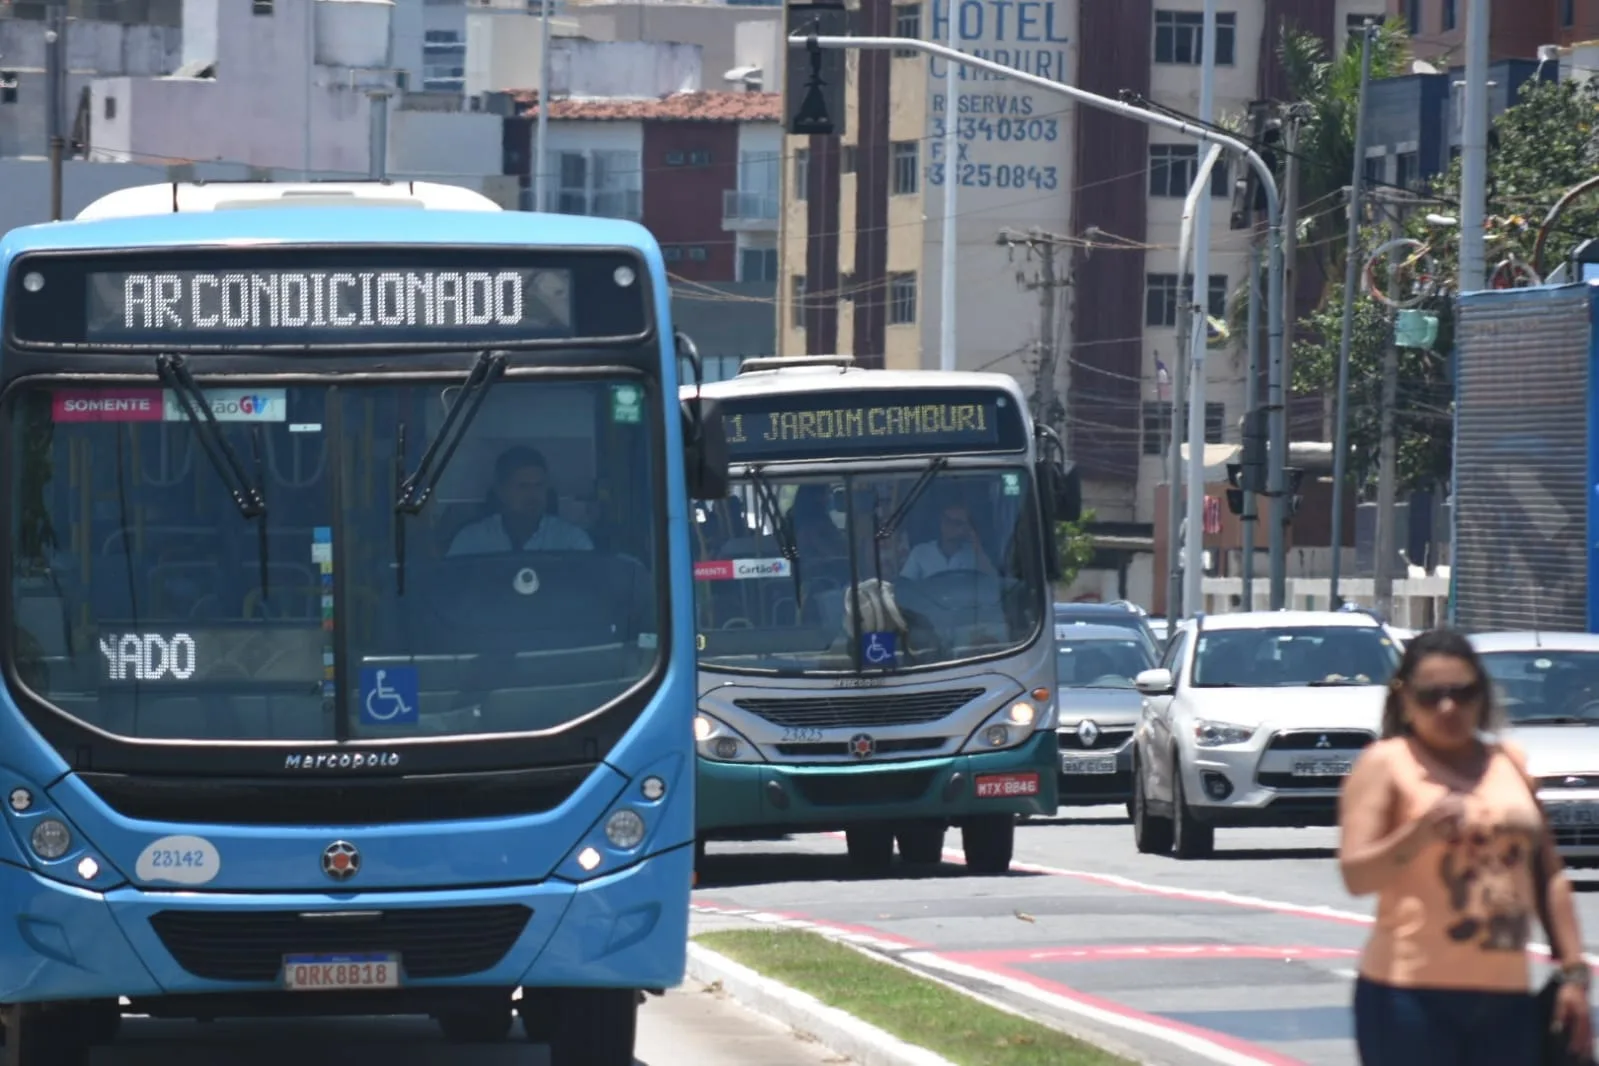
[1555,979,1592,1058]
[1418,791,1466,844]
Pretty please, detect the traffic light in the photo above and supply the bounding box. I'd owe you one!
[1238,408,1267,493]
[1286,466,1305,518]
[1231,101,1280,230]
[785,1,848,137]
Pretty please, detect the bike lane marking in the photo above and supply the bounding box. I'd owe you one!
[690,901,1311,1066]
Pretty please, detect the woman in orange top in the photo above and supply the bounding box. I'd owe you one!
[1338,628,1592,1065]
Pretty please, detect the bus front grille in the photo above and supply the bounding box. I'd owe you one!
[733,688,985,729]
[149,904,532,982]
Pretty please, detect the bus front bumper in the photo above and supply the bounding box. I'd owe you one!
[696,730,1058,834]
[0,843,691,1006]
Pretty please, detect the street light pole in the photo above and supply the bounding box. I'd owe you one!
[939,7,961,372]
[1458,0,1489,292]
[534,0,553,212]
[1181,0,1218,618]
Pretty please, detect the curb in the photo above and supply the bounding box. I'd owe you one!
[685,941,958,1066]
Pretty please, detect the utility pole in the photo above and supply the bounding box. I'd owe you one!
[1241,236,1261,607]
[998,228,1070,438]
[1459,0,1489,292]
[1267,106,1304,609]
[1373,201,1402,619]
[1329,21,1376,607]
[939,16,963,372]
[45,2,66,221]
[1181,0,1219,618]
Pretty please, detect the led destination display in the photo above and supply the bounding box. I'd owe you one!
[720,387,1027,461]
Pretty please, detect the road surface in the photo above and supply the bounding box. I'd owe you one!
[92,981,846,1066]
[692,810,1599,1066]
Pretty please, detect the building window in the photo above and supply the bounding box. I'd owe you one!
[0,72,16,105]
[791,275,806,329]
[686,247,708,262]
[1394,150,1418,190]
[689,149,711,166]
[841,145,858,174]
[663,247,684,262]
[252,0,273,12]
[793,148,809,202]
[555,150,643,219]
[1153,10,1236,66]
[1145,272,1227,327]
[1140,401,1225,455]
[888,272,917,325]
[891,141,919,195]
[1149,144,1228,198]
[1564,0,1575,27]
[1441,0,1456,30]
[1363,154,1384,186]
[103,96,116,120]
[740,247,778,282]
[1405,0,1420,34]
[893,3,920,57]
[665,151,685,166]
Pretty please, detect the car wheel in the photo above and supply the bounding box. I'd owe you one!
[1132,759,1173,854]
[1171,764,1215,860]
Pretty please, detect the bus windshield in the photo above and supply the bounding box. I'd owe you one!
[692,466,1045,674]
[8,373,660,741]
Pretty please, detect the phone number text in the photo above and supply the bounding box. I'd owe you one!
[927,163,1060,190]
[931,116,1060,143]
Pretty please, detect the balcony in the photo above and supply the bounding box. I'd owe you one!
[722,189,779,232]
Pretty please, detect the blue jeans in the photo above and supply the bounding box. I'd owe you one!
[1354,976,1540,1066]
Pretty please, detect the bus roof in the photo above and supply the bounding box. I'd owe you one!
[74,180,504,219]
[683,361,1030,404]
[0,199,660,266]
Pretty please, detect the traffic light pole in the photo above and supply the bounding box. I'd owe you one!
[787,32,1290,613]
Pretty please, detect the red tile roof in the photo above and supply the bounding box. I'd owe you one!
[509,90,780,123]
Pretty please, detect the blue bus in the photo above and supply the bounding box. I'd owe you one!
[0,180,726,1064]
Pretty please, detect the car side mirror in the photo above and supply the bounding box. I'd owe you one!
[681,396,730,501]
[1134,668,1175,696]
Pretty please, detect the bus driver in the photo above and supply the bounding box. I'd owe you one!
[447,445,594,556]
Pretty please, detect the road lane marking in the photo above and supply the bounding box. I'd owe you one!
[948,944,1361,964]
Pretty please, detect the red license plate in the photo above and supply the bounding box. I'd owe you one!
[974,772,1040,798]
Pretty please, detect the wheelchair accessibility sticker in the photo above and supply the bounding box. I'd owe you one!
[360,666,419,726]
[861,631,896,666]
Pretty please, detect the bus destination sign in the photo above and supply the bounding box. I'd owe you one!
[5,247,651,350]
[87,267,570,342]
[720,387,1027,462]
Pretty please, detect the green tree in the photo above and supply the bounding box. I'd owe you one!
[1054,508,1098,590]
[1293,76,1599,493]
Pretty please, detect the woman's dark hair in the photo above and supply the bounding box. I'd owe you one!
[1381,627,1500,739]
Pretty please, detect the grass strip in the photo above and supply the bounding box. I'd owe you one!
[695,929,1133,1066]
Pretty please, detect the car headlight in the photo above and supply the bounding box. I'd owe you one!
[960,701,1039,753]
[694,713,763,763]
[1193,720,1256,747]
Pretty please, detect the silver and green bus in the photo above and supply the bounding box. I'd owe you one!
[686,357,1080,875]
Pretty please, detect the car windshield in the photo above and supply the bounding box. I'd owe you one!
[1056,637,1152,689]
[692,467,1044,673]
[1480,649,1599,722]
[1054,609,1153,650]
[9,374,659,741]
[1190,626,1400,688]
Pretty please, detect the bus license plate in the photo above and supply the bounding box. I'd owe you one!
[1548,802,1599,827]
[283,953,400,991]
[1291,759,1352,777]
[975,772,1040,798]
[1060,754,1117,775]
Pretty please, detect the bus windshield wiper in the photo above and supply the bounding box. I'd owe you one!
[155,354,271,597]
[876,457,947,540]
[745,465,802,605]
[396,351,507,514]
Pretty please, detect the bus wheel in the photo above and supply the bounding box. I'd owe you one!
[547,988,637,1066]
[437,1007,513,1043]
[961,815,1015,875]
[844,825,894,873]
[895,821,946,865]
[2,1004,91,1066]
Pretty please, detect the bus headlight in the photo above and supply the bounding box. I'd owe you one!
[694,713,763,763]
[959,702,1039,753]
[605,810,647,850]
[29,818,72,860]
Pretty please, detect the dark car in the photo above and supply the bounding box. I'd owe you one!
[1053,601,1159,660]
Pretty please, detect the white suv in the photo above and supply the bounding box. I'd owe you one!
[1129,610,1399,859]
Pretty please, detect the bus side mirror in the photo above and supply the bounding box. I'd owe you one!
[1037,459,1082,524]
[682,396,730,501]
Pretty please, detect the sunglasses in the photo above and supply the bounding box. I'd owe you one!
[1410,681,1483,708]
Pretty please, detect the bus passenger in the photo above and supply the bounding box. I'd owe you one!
[447,445,594,556]
[899,501,996,580]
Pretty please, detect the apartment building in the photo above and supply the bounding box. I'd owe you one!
[778,0,1384,527]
